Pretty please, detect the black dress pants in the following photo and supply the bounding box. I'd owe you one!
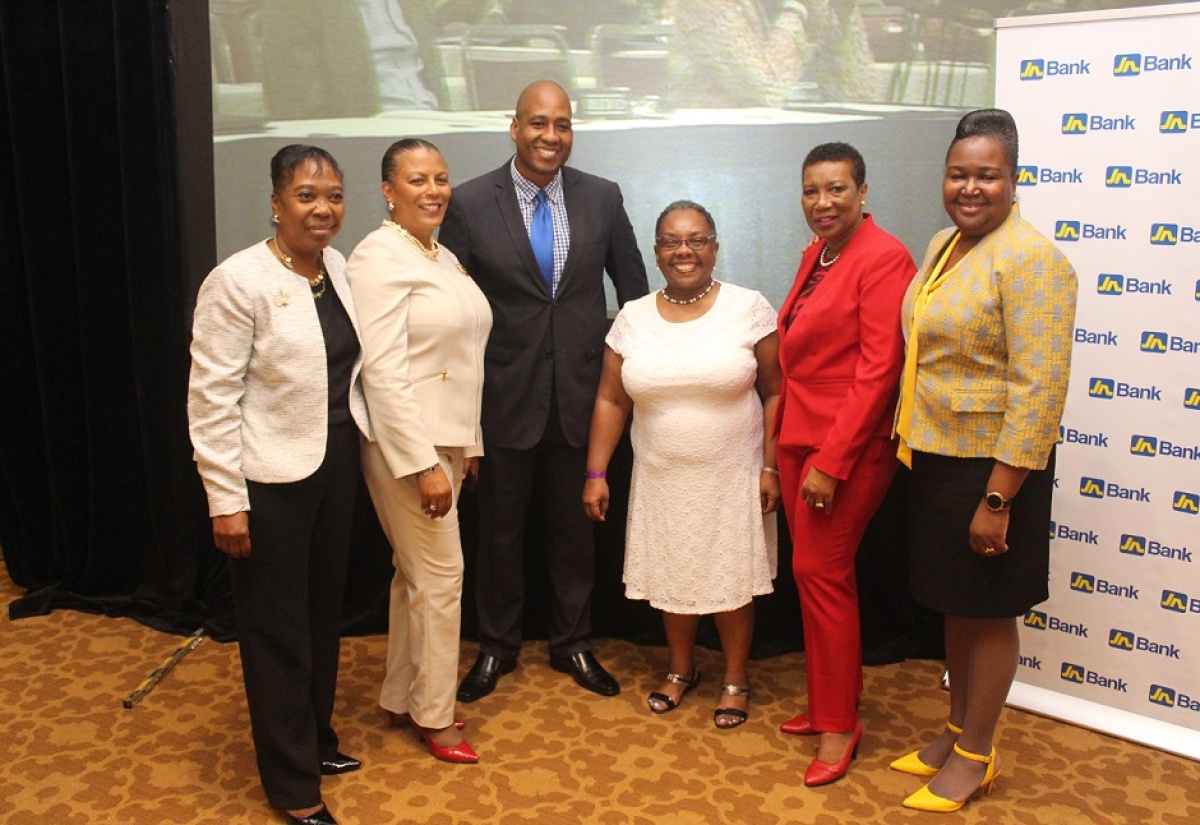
[232,422,359,810]
[475,401,594,659]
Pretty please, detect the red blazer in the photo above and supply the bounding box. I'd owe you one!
[774,215,916,480]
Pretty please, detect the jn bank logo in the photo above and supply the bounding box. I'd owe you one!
[1024,610,1047,629]
[1141,331,1168,353]
[1150,223,1178,245]
[1130,435,1158,456]
[1060,662,1085,684]
[1021,59,1044,80]
[1186,388,1200,409]
[1119,534,1147,556]
[1162,589,1193,612]
[1160,111,1191,133]
[1105,166,1133,187]
[1017,166,1038,186]
[1070,572,1096,593]
[1174,491,1200,515]
[1089,377,1115,398]
[1108,629,1135,651]
[1149,685,1176,707]
[1097,273,1123,294]
[1113,54,1142,76]
[1055,221,1080,241]
[1079,477,1105,498]
[1062,113,1088,134]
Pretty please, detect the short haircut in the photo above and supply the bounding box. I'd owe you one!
[654,199,717,237]
[270,144,342,193]
[802,142,866,187]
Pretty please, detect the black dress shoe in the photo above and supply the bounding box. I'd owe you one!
[283,804,338,824]
[456,653,517,703]
[319,752,361,775]
[549,651,620,697]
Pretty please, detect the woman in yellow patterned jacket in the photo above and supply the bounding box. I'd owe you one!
[892,109,1077,813]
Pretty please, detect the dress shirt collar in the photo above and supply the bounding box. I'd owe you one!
[509,157,564,204]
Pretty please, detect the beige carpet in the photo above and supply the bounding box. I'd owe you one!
[1,562,1196,824]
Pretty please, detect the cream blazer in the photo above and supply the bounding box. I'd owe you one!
[347,223,493,479]
[188,241,370,517]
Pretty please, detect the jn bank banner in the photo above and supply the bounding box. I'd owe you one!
[996,2,1200,761]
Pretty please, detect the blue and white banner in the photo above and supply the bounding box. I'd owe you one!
[996,2,1200,761]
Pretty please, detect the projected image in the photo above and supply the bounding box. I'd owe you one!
[209,0,1193,304]
[210,0,1053,125]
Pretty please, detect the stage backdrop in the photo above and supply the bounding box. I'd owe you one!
[996,2,1200,761]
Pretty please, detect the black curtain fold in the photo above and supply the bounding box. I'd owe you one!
[0,0,228,636]
[0,1,938,663]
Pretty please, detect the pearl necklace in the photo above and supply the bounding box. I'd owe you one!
[661,279,715,305]
[273,237,327,298]
[818,244,841,268]
[386,220,439,261]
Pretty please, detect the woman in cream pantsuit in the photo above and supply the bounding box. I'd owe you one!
[347,138,492,764]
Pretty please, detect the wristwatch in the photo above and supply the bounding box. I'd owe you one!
[984,491,1013,512]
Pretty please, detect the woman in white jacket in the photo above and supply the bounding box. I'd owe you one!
[188,145,369,825]
[348,138,492,764]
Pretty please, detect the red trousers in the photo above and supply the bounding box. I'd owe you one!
[778,438,898,732]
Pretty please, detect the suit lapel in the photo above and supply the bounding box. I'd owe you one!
[780,243,820,330]
[557,169,584,294]
[495,169,553,297]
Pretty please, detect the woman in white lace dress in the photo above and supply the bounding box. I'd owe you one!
[583,200,781,729]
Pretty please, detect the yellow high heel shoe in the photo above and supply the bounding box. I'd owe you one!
[902,743,999,812]
[889,721,962,777]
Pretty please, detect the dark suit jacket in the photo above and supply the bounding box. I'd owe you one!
[439,162,648,450]
[775,215,915,480]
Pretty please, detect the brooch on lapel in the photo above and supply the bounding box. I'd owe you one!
[274,288,291,307]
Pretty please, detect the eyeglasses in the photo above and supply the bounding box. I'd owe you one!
[655,235,716,252]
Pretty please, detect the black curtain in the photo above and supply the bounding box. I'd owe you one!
[0,1,938,662]
[0,1,233,635]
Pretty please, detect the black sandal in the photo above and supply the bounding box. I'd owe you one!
[647,670,700,714]
[714,683,750,729]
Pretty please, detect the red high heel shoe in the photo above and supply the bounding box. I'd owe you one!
[780,711,816,736]
[803,722,863,787]
[408,718,479,763]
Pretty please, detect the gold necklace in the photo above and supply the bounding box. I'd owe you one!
[272,237,327,298]
[385,220,439,261]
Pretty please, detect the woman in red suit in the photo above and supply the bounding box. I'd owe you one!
[775,142,916,786]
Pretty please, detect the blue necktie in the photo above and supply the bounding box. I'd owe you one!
[531,189,554,294]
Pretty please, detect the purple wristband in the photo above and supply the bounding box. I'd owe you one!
[585,471,607,479]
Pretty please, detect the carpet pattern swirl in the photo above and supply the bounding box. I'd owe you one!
[1,565,1196,824]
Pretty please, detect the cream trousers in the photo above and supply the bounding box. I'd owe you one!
[362,443,465,728]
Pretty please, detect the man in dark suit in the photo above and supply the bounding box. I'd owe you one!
[440,80,648,700]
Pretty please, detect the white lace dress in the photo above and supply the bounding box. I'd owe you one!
[607,282,778,614]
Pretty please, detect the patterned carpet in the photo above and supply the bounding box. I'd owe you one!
[1,563,1196,825]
